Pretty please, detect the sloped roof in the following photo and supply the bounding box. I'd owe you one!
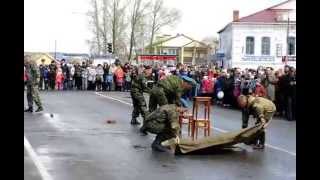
[146,34,210,49]
[24,52,58,63]
[218,0,295,33]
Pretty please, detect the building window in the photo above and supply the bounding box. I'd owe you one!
[288,37,295,55]
[276,44,282,57]
[161,49,168,55]
[168,49,176,55]
[246,37,255,55]
[261,37,270,55]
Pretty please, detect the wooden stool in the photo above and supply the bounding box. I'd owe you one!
[178,111,193,137]
[191,97,212,140]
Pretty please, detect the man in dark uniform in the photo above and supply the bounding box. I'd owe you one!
[24,56,44,112]
[141,104,182,152]
[130,66,152,125]
[238,95,276,149]
[148,75,196,113]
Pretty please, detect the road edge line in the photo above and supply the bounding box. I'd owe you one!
[24,135,53,180]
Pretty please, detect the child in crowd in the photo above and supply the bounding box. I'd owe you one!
[55,68,64,90]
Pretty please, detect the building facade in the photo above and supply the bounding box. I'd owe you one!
[218,0,296,69]
[144,34,211,65]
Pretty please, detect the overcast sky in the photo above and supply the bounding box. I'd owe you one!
[24,0,284,53]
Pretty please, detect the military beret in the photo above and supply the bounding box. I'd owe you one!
[181,76,197,86]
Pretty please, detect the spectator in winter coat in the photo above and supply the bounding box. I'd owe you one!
[74,63,82,90]
[124,70,132,92]
[81,64,88,90]
[201,76,214,97]
[106,68,114,91]
[96,64,104,91]
[114,66,124,91]
[61,59,69,90]
[263,68,278,102]
[88,65,96,90]
[222,73,235,107]
[43,66,50,90]
[49,61,57,90]
[68,64,75,90]
[55,68,64,90]
[102,63,109,91]
[254,79,267,97]
[39,59,46,90]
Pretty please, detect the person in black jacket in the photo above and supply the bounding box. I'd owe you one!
[61,59,70,90]
[38,59,46,90]
[48,60,57,90]
[283,66,296,121]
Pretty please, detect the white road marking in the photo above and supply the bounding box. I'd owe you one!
[95,92,132,106]
[24,135,53,180]
[96,92,296,157]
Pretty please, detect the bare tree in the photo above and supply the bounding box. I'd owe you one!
[148,0,181,53]
[128,0,150,61]
[109,0,128,56]
[88,0,102,56]
[101,0,110,55]
[202,36,219,51]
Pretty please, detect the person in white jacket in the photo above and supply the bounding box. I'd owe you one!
[95,64,104,91]
[81,64,89,90]
[88,65,96,90]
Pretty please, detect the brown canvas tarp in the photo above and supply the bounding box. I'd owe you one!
[174,123,264,154]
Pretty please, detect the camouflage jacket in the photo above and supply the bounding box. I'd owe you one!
[157,75,184,98]
[131,74,150,94]
[247,96,276,120]
[25,63,40,85]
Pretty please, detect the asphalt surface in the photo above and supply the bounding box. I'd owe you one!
[24,91,296,180]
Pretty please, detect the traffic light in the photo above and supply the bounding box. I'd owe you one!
[107,43,112,53]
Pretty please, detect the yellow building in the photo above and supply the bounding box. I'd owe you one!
[24,52,58,66]
[145,34,211,65]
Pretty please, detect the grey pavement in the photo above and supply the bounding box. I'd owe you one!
[24,91,296,180]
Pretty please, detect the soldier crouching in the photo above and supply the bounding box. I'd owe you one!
[140,104,183,152]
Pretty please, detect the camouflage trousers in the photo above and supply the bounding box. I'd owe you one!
[26,84,43,109]
[131,91,148,123]
[142,110,179,144]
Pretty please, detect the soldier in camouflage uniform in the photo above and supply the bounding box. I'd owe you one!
[130,66,152,125]
[141,104,182,152]
[24,56,43,112]
[148,75,196,113]
[238,95,276,149]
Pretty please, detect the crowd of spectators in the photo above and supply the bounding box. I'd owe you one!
[30,58,296,121]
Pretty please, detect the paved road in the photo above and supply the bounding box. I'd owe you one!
[24,91,296,180]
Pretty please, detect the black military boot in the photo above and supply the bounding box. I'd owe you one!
[35,107,44,112]
[24,108,33,113]
[151,135,168,152]
[130,118,140,125]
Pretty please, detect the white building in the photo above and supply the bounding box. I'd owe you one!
[218,0,296,69]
